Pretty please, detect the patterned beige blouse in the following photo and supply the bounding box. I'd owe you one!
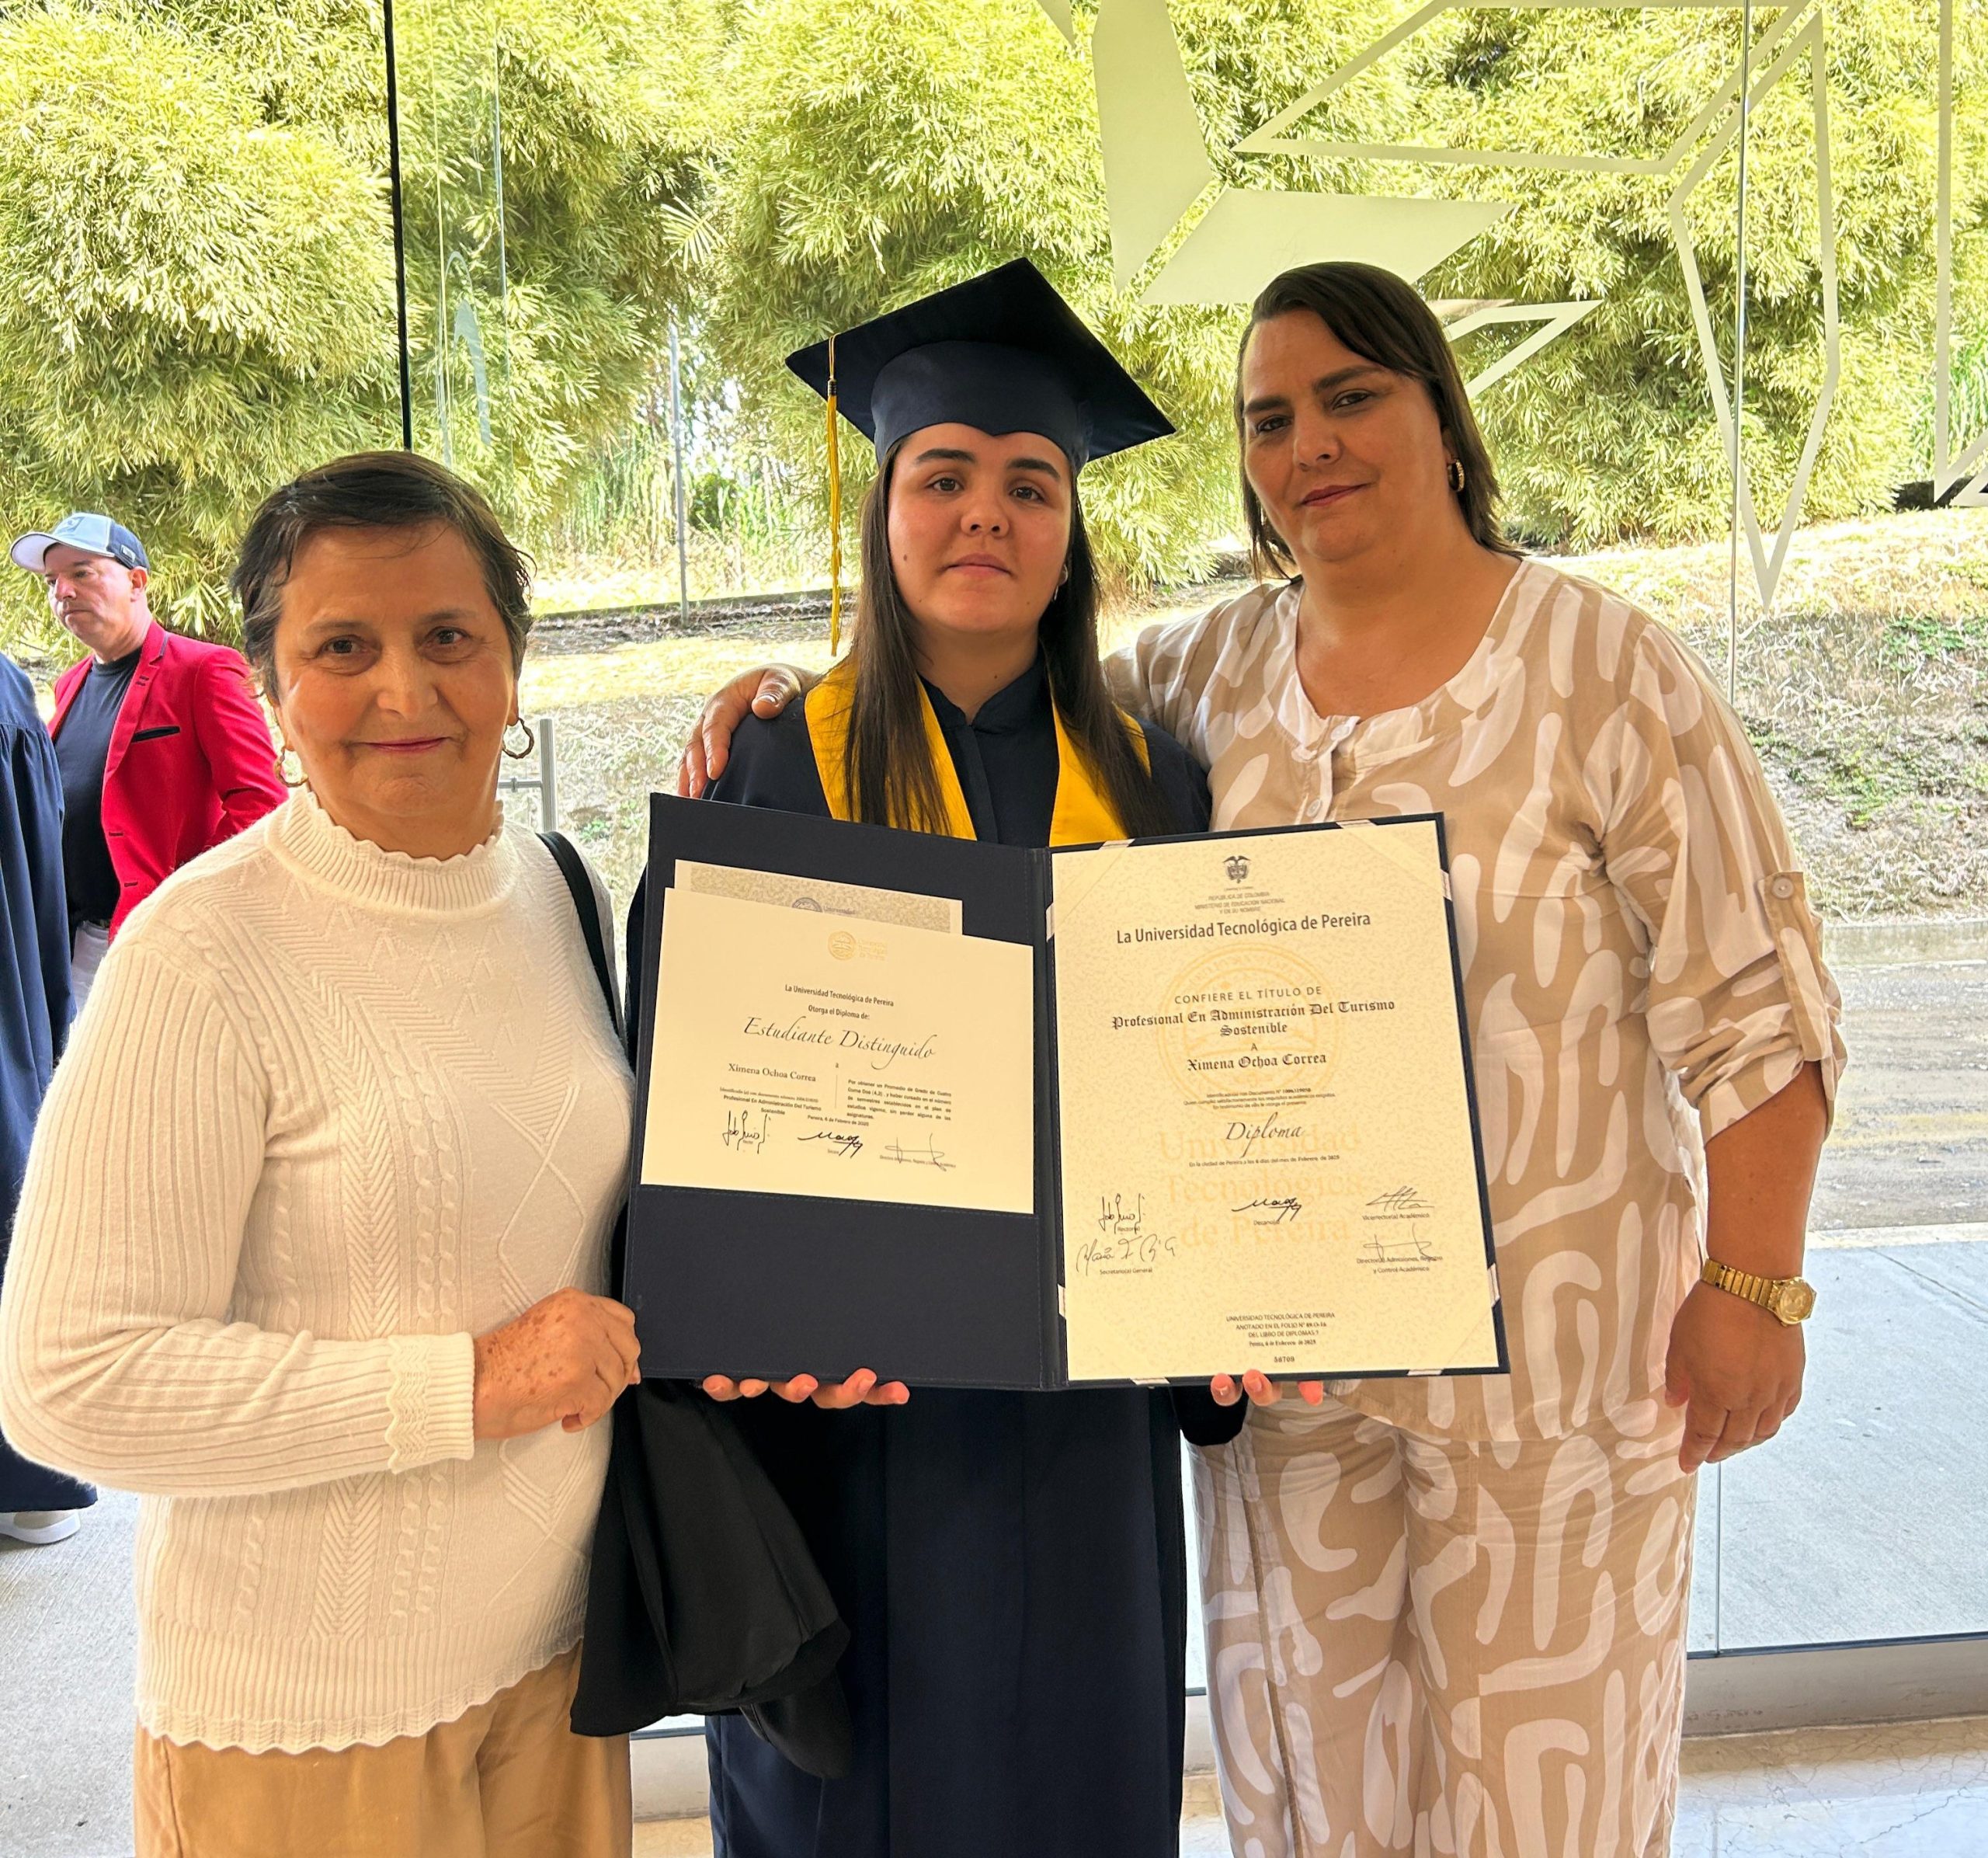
[1109,558,1845,1443]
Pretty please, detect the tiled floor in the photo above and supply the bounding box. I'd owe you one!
[1674,1716,1988,1857]
[633,1717,1988,1856]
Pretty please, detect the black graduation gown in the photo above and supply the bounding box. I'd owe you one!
[627,659,1242,1858]
[0,654,85,1514]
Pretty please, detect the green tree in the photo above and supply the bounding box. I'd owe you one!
[0,0,1981,659]
[1163,0,1988,548]
[690,0,1988,561]
[0,0,725,654]
[682,0,1240,588]
[393,0,724,522]
[0,3,395,649]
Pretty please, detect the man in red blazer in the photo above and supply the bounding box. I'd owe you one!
[12,513,285,1001]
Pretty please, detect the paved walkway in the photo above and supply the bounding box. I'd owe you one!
[4,945,1983,1856]
[0,1487,137,1857]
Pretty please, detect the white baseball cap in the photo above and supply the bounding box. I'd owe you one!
[11,511,151,574]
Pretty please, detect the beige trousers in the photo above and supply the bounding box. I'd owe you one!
[1196,1399,1694,1858]
[133,1642,631,1858]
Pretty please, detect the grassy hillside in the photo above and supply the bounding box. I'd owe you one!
[522,510,1985,925]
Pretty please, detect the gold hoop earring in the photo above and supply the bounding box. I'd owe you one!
[503,718,537,761]
[279,744,308,790]
[1448,459,1467,495]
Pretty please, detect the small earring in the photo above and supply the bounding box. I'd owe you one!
[1057,562,1070,589]
[279,743,308,789]
[1448,459,1467,495]
[503,718,537,761]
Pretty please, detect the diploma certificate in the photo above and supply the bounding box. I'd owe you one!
[1051,820,1501,1381]
[643,887,1034,1214]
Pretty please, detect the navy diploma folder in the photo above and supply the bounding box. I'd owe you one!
[624,794,1507,1392]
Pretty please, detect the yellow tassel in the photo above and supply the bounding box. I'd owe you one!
[825,334,843,656]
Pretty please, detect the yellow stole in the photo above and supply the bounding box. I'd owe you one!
[802,656,1147,845]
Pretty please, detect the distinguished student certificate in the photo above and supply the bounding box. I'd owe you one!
[1050,821,1501,1382]
[644,887,1035,1214]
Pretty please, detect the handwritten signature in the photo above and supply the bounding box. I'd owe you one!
[1363,1231,1439,1265]
[799,1130,864,1159]
[880,1137,954,1173]
[1367,1185,1434,1213]
[1234,1195,1304,1226]
[1076,1231,1178,1275]
[1097,1192,1145,1236]
[1080,1192,1180,1272]
[722,1108,783,1154]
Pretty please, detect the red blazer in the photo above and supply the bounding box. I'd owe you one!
[49,621,286,934]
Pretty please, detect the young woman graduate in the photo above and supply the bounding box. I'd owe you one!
[625,261,1256,1857]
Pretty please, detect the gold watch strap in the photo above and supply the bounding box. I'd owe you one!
[1703,1258,1775,1306]
[1702,1258,1811,1320]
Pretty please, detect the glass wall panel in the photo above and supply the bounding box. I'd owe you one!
[370,0,1988,1685]
[1695,0,1988,1653]
[393,0,516,493]
[0,12,405,1851]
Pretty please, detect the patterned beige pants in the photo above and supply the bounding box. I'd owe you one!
[1195,1398,1694,1858]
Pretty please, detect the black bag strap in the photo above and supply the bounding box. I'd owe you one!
[541,830,633,1292]
[540,830,622,1039]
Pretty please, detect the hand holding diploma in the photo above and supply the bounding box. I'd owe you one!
[707,1366,1312,1409]
[702,1368,912,1408]
[1210,1371,1326,1410]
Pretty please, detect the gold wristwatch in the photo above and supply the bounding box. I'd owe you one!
[1701,1258,1816,1324]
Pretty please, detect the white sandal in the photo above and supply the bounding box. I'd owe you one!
[0,1510,81,1545]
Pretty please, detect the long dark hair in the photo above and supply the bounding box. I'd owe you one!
[843,449,1176,839]
[1236,261,1521,579]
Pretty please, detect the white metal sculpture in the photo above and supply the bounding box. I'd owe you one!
[1034,0,1855,614]
[1439,301,1604,395]
[1069,0,1508,303]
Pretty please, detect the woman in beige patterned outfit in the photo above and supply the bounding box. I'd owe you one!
[1107,262,1844,1858]
[681,263,1843,1858]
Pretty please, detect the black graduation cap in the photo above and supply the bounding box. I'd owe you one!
[786,259,1174,474]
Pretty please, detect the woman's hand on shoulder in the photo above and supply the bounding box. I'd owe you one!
[678,664,818,797]
[471,1287,641,1440]
[1210,1371,1326,1409]
[701,1368,910,1409]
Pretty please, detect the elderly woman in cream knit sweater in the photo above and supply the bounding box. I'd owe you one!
[0,453,640,1858]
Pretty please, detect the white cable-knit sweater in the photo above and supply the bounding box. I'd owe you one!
[0,794,634,1752]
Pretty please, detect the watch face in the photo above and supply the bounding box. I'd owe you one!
[1774,1281,1816,1323]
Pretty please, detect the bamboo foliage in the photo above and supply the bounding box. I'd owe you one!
[0,0,1981,653]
